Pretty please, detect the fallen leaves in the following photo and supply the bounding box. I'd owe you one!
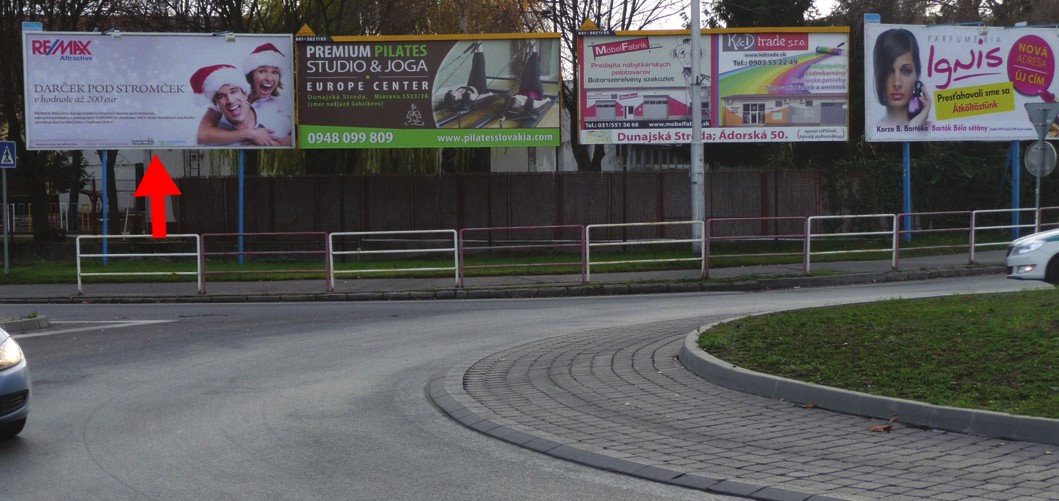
[868,424,893,433]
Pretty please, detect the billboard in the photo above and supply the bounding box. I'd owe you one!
[578,28,849,144]
[865,23,1059,142]
[23,32,295,150]
[296,34,561,148]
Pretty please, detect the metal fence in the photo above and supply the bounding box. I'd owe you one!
[71,206,1059,294]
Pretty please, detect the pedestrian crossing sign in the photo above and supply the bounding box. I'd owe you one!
[0,141,14,168]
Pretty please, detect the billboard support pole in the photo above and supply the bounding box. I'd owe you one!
[239,150,245,265]
[690,0,705,253]
[902,142,911,242]
[1012,141,1021,239]
[102,150,109,265]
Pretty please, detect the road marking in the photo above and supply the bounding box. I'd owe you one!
[13,320,174,339]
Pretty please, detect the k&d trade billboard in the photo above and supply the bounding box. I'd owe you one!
[865,23,1059,142]
[23,32,295,150]
[578,28,849,144]
[296,33,561,148]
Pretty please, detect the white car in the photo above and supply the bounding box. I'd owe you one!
[1006,227,1059,284]
[0,326,29,438]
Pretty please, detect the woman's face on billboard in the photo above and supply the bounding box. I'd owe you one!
[885,52,916,109]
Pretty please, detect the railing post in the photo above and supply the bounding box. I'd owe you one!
[76,235,84,295]
[969,211,977,265]
[804,216,812,275]
[585,224,593,283]
[892,215,899,270]
[704,220,711,278]
[199,233,208,294]
[457,229,465,288]
[195,234,204,294]
[889,213,898,269]
[324,232,333,292]
[450,230,459,288]
[580,225,587,285]
[697,220,705,279]
[327,232,336,292]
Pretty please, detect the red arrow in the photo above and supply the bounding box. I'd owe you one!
[133,155,182,239]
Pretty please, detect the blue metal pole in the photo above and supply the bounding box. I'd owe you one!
[238,150,245,265]
[102,150,108,265]
[902,142,911,242]
[1012,141,1021,239]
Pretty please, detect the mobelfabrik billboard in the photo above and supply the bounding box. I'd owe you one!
[865,23,1059,142]
[23,32,294,150]
[296,33,561,148]
[578,28,849,145]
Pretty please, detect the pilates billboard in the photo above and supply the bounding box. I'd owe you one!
[578,27,849,145]
[865,23,1059,142]
[296,33,561,148]
[23,31,294,150]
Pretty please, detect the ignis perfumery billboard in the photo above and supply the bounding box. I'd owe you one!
[23,31,295,150]
[865,23,1059,142]
[578,27,849,145]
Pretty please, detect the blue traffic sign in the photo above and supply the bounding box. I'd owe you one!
[0,141,15,168]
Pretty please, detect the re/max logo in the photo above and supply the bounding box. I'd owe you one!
[31,39,92,56]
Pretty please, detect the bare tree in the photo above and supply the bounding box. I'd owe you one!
[0,1,124,240]
[521,0,685,171]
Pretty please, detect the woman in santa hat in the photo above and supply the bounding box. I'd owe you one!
[241,42,292,139]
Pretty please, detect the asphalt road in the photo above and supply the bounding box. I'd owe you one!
[0,275,1047,499]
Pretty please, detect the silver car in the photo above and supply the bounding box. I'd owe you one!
[1006,227,1059,284]
[0,326,30,438]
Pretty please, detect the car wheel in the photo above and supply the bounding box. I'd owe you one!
[0,418,26,438]
[1046,257,1059,285]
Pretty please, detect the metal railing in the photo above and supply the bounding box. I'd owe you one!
[65,205,1059,293]
[585,221,704,282]
[704,216,807,277]
[806,214,897,274]
[329,230,459,290]
[458,225,586,288]
[968,208,1040,264]
[199,232,331,293]
[75,234,201,294]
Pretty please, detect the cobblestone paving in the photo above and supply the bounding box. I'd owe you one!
[441,318,1059,500]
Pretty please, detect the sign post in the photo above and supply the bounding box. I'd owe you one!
[1024,103,1059,231]
[0,141,16,274]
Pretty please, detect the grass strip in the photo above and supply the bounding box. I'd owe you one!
[697,288,1059,419]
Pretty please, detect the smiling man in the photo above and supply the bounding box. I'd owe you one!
[213,83,256,133]
[189,64,276,146]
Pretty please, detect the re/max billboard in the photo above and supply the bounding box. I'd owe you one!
[23,32,295,150]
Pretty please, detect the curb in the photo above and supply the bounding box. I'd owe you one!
[0,265,1006,304]
[0,315,50,333]
[678,324,1059,447]
[426,371,830,501]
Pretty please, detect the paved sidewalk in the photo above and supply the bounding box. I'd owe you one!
[430,318,1059,501]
